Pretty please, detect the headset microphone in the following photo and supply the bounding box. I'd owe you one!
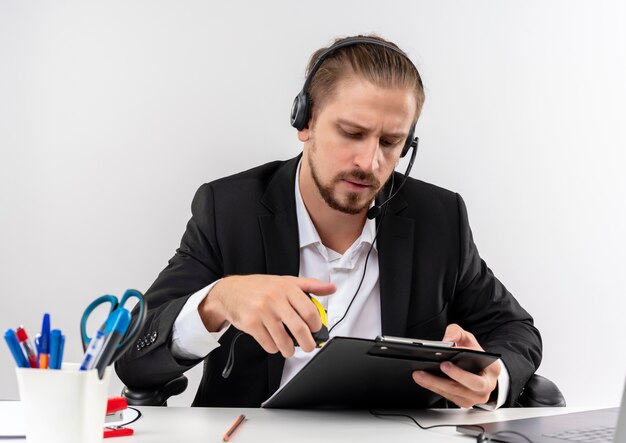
[367,136,418,220]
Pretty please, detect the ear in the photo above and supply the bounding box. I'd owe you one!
[297,127,311,142]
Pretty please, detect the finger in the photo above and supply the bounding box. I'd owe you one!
[412,370,480,408]
[412,370,468,402]
[264,318,296,358]
[286,276,336,296]
[251,325,279,355]
[442,324,482,350]
[288,291,323,336]
[439,361,494,394]
[442,323,463,344]
[279,299,317,352]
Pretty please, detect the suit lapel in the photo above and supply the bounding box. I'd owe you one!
[258,156,301,395]
[377,192,415,336]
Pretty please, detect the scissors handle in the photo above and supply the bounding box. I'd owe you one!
[80,289,147,359]
[113,289,146,361]
[80,295,119,351]
[80,289,147,378]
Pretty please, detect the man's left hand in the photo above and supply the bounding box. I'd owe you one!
[411,323,501,408]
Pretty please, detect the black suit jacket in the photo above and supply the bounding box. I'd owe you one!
[116,156,542,407]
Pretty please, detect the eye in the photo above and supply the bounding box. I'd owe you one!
[341,128,363,139]
[380,139,399,148]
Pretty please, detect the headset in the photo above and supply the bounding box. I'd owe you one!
[290,36,422,219]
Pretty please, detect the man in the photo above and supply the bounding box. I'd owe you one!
[116,35,541,409]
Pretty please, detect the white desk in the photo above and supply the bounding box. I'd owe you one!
[129,406,588,442]
[0,403,585,443]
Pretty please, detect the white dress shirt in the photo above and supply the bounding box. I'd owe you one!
[170,161,510,408]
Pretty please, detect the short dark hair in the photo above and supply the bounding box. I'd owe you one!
[305,35,425,123]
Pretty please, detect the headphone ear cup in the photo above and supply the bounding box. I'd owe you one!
[290,92,310,130]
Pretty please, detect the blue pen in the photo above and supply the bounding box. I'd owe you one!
[93,309,131,379]
[39,313,50,369]
[80,329,107,371]
[49,329,63,370]
[4,329,29,368]
[58,333,65,369]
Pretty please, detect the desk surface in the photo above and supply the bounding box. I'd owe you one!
[141,407,587,443]
[0,403,587,443]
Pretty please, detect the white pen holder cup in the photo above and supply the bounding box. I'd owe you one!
[16,363,111,443]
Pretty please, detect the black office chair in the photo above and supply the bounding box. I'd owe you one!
[122,375,188,407]
[122,373,565,407]
[515,374,566,407]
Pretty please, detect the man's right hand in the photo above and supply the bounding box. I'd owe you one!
[198,275,336,358]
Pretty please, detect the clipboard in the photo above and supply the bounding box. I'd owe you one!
[263,336,500,409]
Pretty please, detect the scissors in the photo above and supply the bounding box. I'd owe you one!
[80,289,147,378]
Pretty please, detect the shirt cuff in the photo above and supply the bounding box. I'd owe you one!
[475,359,511,410]
[171,280,231,360]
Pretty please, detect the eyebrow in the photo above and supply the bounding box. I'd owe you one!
[335,118,406,139]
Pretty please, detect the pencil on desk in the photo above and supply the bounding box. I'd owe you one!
[223,414,246,442]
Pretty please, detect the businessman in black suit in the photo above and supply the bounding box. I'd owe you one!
[116,35,541,409]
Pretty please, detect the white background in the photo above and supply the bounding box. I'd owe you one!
[1,0,624,408]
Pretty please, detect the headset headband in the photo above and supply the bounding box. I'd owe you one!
[302,37,416,97]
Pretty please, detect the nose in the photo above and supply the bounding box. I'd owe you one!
[353,137,382,173]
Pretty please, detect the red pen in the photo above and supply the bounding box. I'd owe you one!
[15,327,38,368]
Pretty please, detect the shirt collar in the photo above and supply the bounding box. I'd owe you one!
[294,160,377,253]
